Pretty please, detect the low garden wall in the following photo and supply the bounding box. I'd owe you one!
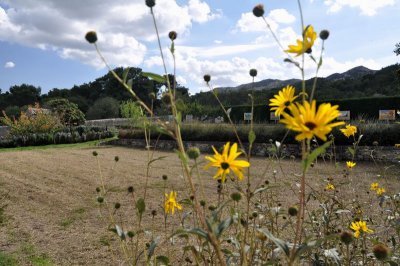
[105,138,400,163]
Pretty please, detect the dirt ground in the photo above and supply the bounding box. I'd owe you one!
[0,145,398,265]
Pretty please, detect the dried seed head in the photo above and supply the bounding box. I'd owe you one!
[162,174,168,181]
[92,151,98,156]
[319,30,330,40]
[145,0,155,8]
[151,210,157,216]
[128,186,134,193]
[168,31,177,41]
[203,74,211,83]
[288,206,298,217]
[372,243,389,261]
[127,231,135,238]
[114,202,121,209]
[249,68,258,77]
[340,231,354,245]
[97,196,104,203]
[96,187,101,193]
[114,156,119,162]
[85,31,98,44]
[252,4,265,17]
[200,200,206,207]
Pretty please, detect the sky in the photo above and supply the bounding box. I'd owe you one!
[0,0,399,95]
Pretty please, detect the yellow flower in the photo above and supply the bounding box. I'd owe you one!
[164,191,182,215]
[370,182,379,191]
[285,25,317,56]
[346,161,356,169]
[280,100,344,141]
[350,220,373,238]
[205,142,250,183]
[269,85,298,116]
[340,124,357,138]
[377,188,386,196]
[395,144,400,148]
[325,183,335,191]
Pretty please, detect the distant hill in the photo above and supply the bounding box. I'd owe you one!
[218,65,378,92]
[192,63,400,106]
[326,66,377,81]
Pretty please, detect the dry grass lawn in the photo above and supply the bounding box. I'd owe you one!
[0,145,399,265]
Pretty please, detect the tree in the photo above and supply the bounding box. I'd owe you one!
[8,84,41,107]
[45,98,85,126]
[120,100,145,128]
[394,43,400,56]
[86,97,120,120]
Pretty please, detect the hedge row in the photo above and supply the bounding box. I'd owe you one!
[118,122,400,146]
[227,96,400,122]
[0,126,116,148]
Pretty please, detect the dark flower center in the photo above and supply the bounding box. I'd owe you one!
[221,162,230,170]
[305,121,317,130]
[284,101,291,107]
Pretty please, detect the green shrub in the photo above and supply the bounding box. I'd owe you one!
[119,122,400,146]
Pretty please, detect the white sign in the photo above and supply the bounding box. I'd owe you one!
[270,112,279,121]
[338,111,350,120]
[244,113,252,121]
[379,110,395,120]
[185,114,193,122]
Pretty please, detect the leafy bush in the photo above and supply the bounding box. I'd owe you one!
[45,98,85,126]
[118,122,400,146]
[0,126,116,148]
[1,103,62,136]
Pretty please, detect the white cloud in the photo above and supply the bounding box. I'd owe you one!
[4,61,15,68]
[324,0,395,16]
[187,0,221,23]
[0,0,220,68]
[235,8,295,33]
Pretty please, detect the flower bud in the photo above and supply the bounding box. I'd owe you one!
[92,151,98,156]
[168,31,177,41]
[187,147,200,160]
[203,74,211,83]
[252,4,265,17]
[231,192,242,202]
[114,202,121,209]
[319,30,330,40]
[85,31,98,44]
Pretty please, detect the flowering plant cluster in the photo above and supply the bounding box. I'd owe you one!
[85,1,400,265]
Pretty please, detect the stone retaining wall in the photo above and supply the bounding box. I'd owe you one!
[105,138,400,163]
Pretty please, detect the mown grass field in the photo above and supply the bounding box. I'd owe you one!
[0,144,398,265]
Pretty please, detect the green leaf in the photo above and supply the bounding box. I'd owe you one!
[156,255,170,265]
[248,130,256,145]
[175,112,182,125]
[127,78,133,90]
[136,198,146,215]
[258,228,290,257]
[148,156,167,165]
[142,72,166,83]
[348,147,355,156]
[175,150,189,166]
[302,141,332,172]
[216,217,233,238]
[122,67,130,84]
[318,57,323,68]
[147,237,160,259]
[175,228,209,241]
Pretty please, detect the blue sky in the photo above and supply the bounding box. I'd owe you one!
[0,0,399,95]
